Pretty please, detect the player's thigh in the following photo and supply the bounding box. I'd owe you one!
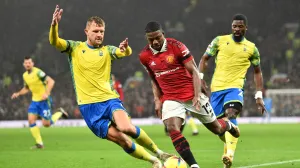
[79,103,112,139]
[36,100,52,127]
[210,90,227,118]
[107,124,132,148]
[223,89,243,119]
[183,94,216,124]
[28,113,38,124]
[162,100,186,131]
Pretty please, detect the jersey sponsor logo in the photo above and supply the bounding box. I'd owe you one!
[229,104,234,107]
[150,61,156,66]
[166,55,175,64]
[155,67,180,77]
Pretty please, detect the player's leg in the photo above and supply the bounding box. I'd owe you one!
[162,100,199,168]
[185,94,238,137]
[107,124,162,168]
[37,99,66,127]
[221,89,244,167]
[164,120,186,136]
[186,111,198,135]
[79,101,162,168]
[111,100,172,161]
[47,98,69,124]
[28,102,44,149]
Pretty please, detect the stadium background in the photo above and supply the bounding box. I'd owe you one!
[0,0,300,120]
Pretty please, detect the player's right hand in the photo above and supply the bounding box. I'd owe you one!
[192,96,201,111]
[51,5,63,26]
[154,100,162,119]
[11,93,19,99]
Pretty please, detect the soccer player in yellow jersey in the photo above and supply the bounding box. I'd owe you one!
[199,14,267,168]
[11,56,68,149]
[49,5,172,168]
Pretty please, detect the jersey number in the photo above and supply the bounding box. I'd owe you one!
[43,110,51,117]
[202,102,212,114]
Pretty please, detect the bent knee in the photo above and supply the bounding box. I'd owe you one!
[42,121,51,127]
[118,125,136,134]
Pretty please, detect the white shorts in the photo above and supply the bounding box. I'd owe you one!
[162,94,216,124]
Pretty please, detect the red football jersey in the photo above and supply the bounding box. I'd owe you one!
[139,38,194,102]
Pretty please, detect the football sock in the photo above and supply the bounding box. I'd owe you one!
[51,111,63,124]
[188,117,198,133]
[131,126,163,155]
[123,142,157,163]
[29,123,43,145]
[225,131,238,157]
[223,143,227,155]
[169,130,197,166]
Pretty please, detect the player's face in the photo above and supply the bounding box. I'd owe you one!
[232,20,247,38]
[23,59,34,71]
[85,22,105,47]
[146,30,165,51]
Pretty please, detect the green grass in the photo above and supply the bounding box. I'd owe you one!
[0,124,300,168]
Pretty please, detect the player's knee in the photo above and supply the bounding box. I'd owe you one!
[225,108,240,119]
[166,123,181,133]
[118,124,136,135]
[42,121,51,127]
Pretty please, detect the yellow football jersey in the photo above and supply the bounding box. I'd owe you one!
[205,34,260,92]
[49,25,132,105]
[23,67,47,101]
[65,41,130,105]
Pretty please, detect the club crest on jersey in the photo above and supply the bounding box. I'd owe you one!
[99,51,103,56]
[82,50,86,53]
[166,55,175,64]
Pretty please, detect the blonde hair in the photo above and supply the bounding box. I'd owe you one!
[86,16,105,28]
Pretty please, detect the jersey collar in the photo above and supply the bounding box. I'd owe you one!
[149,39,167,55]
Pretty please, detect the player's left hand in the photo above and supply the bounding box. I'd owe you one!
[256,98,267,114]
[192,96,201,111]
[119,38,128,52]
[42,93,49,100]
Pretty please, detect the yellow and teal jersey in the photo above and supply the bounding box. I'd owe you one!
[205,34,260,92]
[23,67,47,101]
[64,41,128,105]
[49,25,132,105]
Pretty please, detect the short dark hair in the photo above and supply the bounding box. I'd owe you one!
[232,14,248,26]
[24,56,32,60]
[145,21,163,33]
[86,16,105,28]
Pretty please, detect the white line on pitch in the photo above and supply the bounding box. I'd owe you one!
[238,159,300,168]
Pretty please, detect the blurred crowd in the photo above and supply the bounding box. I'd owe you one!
[1,0,300,120]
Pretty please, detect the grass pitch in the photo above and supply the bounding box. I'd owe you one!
[0,124,299,168]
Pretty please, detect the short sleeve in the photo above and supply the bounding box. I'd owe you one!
[205,37,219,57]
[250,46,260,66]
[37,70,47,81]
[107,45,119,60]
[62,40,81,54]
[172,40,193,64]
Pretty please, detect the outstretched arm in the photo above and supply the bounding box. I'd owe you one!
[11,86,29,99]
[115,38,132,58]
[49,5,68,51]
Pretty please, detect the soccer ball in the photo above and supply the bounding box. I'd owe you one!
[163,156,187,168]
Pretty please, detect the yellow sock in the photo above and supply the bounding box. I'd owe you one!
[51,112,63,123]
[225,132,238,157]
[223,143,227,155]
[125,142,157,163]
[29,124,43,145]
[188,117,198,133]
[133,127,162,155]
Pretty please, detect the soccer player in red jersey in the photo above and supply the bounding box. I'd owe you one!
[112,74,124,101]
[139,21,240,168]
